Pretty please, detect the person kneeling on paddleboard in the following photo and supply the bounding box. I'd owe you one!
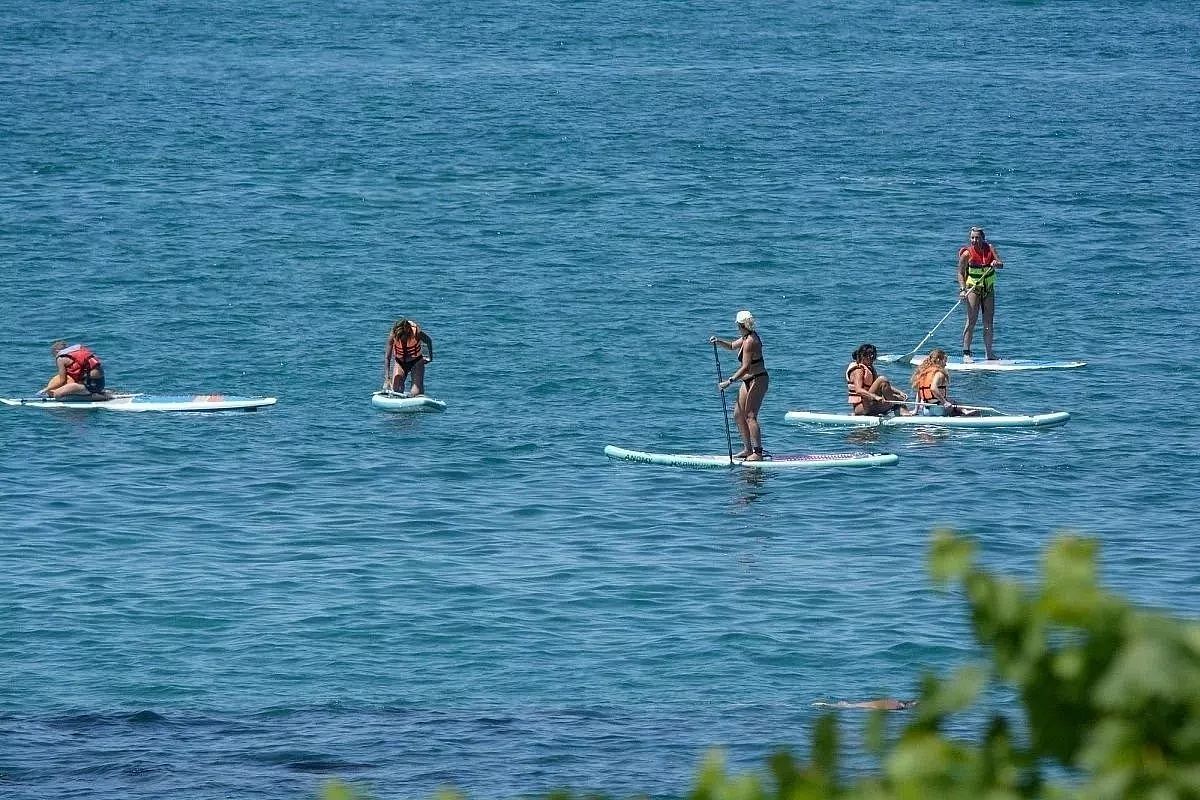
[40,340,113,400]
[846,344,910,417]
[384,318,434,396]
[957,226,1004,363]
[910,348,978,416]
[710,310,769,461]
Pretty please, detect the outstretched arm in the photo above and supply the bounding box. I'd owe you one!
[708,335,736,351]
[40,358,69,395]
[420,331,434,362]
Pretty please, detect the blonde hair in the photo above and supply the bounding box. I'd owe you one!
[912,348,948,389]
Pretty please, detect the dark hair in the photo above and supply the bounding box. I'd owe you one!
[852,343,877,362]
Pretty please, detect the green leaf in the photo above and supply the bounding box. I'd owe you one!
[929,530,975,587]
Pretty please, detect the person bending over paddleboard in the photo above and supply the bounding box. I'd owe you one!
[710,310,769,461]
[910,348,978,416]
[39,340,112,400]
[846,344,910,416]
[957,226,1004,362]
[384,318,434,396]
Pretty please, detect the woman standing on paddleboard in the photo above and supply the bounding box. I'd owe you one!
[710,310,769,461]
[957,226,1004,362]
[384,318,434,396]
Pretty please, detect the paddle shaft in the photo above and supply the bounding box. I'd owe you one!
[712,343,735,464]
[900,297,963,360]
[876,398,1004,414]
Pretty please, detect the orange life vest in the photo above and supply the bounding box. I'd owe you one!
[846,362,874,405]
[916,368,947,403]
[391,324,425,362]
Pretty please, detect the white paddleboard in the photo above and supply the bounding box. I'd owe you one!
[783,409,1070,429]
[603,445,898,470]
[370,391,446,413]
[0,394,277,412]
[896,354,1087,372]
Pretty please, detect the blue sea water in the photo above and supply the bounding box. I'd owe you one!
[2,1,1199,797]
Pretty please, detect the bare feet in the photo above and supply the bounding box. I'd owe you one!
[744,452,763,462]
[732,448,752,459]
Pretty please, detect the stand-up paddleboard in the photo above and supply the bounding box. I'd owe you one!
[604,445,898,470]
[0,394,277,412]
[783,409,1070,429]
[370,391,446,413]
[888,354,1087,372]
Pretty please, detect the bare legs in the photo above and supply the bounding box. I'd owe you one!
[962,290,997,359]
[734,375,769,460]
[389,360,426,396]
[851,377,909,416]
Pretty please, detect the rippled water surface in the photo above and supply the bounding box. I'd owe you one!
[2,1,1199,798]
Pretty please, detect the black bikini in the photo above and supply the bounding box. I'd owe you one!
[738,334,768,386]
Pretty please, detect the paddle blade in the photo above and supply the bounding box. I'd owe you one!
[877,353,913,365]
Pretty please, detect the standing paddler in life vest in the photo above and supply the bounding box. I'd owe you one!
[957,226,1004,362]
[383,318,433,396]
[40,340,113,400]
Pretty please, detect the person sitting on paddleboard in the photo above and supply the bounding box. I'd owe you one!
[384,318,434,396]
[39,340,112,400]
[910,348,978,416]
[846,343,910,416]
[957,226,1004,363]
[710,310,769,461]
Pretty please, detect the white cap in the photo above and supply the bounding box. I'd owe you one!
[735,310,756,330]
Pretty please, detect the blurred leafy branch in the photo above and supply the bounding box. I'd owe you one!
[323,531,1200,800]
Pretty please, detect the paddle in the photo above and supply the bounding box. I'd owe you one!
[879,297,963,364]
[712,342,735,464]
[875,398,1006,416]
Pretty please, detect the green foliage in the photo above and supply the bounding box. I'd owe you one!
[320,533,1200,800]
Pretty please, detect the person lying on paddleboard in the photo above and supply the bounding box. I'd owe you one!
[812,698,917,711]
[957,226,1004,363]
[846,343,910,416]
[910,348,979,416]
[710,310,769,461]
[39,340,113,400]
[384,318,433,396]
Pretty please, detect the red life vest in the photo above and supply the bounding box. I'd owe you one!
[59,344,102,380]
[959,243,996,267]
[391,324,425,362]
